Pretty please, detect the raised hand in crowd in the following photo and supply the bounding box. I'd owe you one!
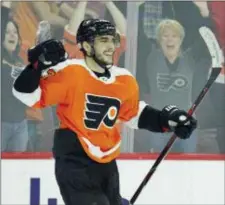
[192,1,210,17]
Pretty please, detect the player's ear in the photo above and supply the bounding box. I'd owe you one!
[82,41,92,56]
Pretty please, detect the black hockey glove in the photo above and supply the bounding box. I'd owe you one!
[28,39,68,70]
[160,105,197,139]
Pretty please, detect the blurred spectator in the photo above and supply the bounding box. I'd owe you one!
[204,1,225,153]
[11,1,108,46]
[1,18,29,151]
[1,3,44,152]
[11,1,126,66]
[137,1,214,94]
[11,2,39,46]
[1,2,31,63]
[208,1,225,153]
[29,1,75,40]
[56,1,106,20]
[139,1,214,55]
[134,19,211,153]
[11,1,70,45]
[208,1,225,53]
[63,1,127,66]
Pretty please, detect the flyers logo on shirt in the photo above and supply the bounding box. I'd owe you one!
[157,73,189,92]
[84,94,121,130]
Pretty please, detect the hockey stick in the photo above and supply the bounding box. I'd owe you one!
[129,27,223,205]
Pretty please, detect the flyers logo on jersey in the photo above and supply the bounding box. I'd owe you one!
[84,94,121,130]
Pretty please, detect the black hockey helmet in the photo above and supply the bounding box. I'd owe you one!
[76,19,118,44]
[76,19,120,69]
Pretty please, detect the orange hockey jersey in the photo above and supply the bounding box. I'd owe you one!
[13,59,146,163]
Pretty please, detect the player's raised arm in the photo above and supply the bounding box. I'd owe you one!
[13,39,69,108]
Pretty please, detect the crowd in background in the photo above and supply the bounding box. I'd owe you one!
[1,1,225,154]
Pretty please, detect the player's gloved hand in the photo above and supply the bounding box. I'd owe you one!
[28,39,68,70]
[160,105,197,139]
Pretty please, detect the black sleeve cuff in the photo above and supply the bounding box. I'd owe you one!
[138,105,163,132]
[14,64,42,93]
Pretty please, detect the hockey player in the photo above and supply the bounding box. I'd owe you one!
[13,19,197,205]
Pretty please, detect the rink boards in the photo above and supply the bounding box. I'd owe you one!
[1,153,225,205]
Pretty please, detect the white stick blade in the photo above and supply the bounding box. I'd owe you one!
[199,26,224,68]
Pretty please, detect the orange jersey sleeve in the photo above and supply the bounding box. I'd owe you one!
[35,64,74,108]
[118,76,139,122]
[13,61,74,108]
[117,77,147,129]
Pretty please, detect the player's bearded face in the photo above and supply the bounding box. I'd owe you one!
[93,35,116,65]
[159,28,182,59]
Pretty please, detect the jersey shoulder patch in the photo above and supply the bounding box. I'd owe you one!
[41,59,86,78]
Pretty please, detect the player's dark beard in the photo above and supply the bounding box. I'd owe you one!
[93,49,113,70]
